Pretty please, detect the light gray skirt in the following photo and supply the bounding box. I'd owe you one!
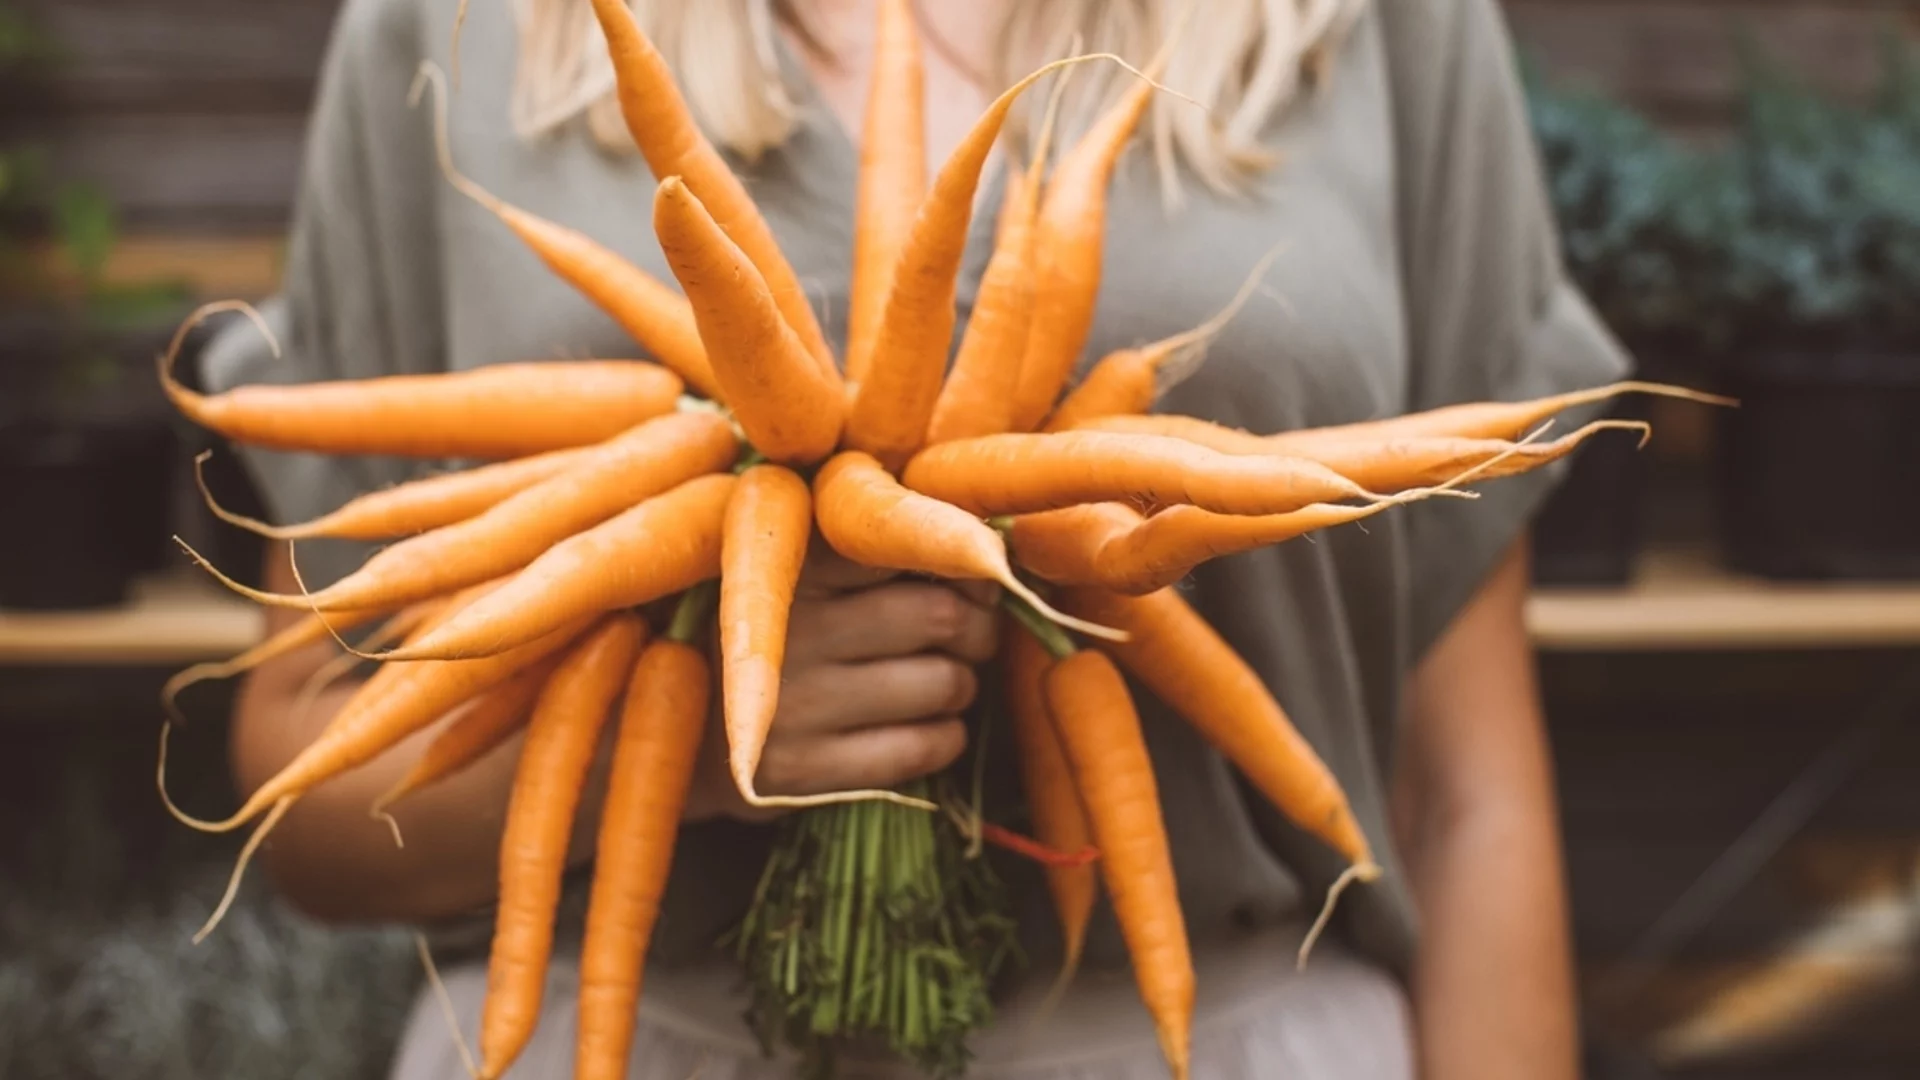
[387,922,1415,1080]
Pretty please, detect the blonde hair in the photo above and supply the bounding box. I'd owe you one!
[510,0,1366,202]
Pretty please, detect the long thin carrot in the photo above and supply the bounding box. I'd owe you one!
[921,66,1074,448]
[194,445,590,542]
[183,411,737,612]
[574,614,712,1080]
[369,654,564,818]
[1058,586,1379,967]
[1267,380,1733,449]
[1042,647,1192,1080]
[1010,484,1463,595]
[1041,243,1279,433]
[845,53,1129,470]
[159,603,391,725]
[164,615,595,835]
[375,473,736,662]
[479,613,647,1080]
[1075,382,1730,454]
[585,0,837,381]
[1008,22,1189,434]
[1001,615,1097,1014]
[812,451,1125,643]
[718,465,812,806]
[900,430,1389,517]
[160,304,683,460]
[654,178,844,465]
[1278,419,1653,492]
[411,63,719,399]
[843,0,926,387]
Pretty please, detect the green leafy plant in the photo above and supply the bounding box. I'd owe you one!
[1717,32,1920,356]
[0,1,189,418]
[1520,57,1745,366]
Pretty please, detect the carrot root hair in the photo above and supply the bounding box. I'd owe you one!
[738,786,940,812]
[158,299,281,408]
[191,450,297,539]
[416,932,482,1080]
[999,573,1127,644]
[1151,240,1286,395]
[192,797,293,944]
[1295,860,1381,971]
[157,720,235,833]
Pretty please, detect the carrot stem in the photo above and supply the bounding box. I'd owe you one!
[1000,591,1077,660]
[667,580,718,645]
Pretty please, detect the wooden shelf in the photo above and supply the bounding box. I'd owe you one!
[0,573,263,667]
[1529,546,1920,652]
[3,548,1916,666]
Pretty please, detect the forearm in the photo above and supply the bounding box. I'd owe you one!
[1394,540,1579,1080]
[238,669,615,925]
[1399,760,1577,1080]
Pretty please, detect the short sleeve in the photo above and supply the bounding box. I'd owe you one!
[195,0,445,588]
[1381,0,1633,656]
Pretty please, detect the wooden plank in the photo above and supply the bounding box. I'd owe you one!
[26,235,286,298]
[1529,544,1920,651]
[12,0,337,85]
[1506,0,1920,124]
[19,114,310,230]
[0,573,262,667]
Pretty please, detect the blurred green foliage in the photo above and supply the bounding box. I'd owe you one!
[0,1,189,412]
[1522,30,1920,367]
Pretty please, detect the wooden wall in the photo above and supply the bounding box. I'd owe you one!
[5,0,1916,232]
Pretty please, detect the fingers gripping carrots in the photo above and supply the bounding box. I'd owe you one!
[150,4,1737,1076]
[480,613,647,1080]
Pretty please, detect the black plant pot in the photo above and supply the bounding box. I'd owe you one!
[0,419,157,610]
[1530,391,1656,586]
[1715,350,1920,580]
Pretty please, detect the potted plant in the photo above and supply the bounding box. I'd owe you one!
[1519,61,1737,585]
[1710,38,1920,580]
[0,6,191,609]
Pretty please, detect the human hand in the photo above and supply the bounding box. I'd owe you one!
[684,545,1000,823]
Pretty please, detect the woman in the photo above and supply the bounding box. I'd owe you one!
[203,0,1623,1076]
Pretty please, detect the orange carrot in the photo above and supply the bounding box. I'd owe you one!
[1265,380,1731,449]
[843,0,927,387]
[900,430,1387,517]
[585,0,837,381]
[1001,616,1097,1007]
[1042,648,1192,1080]
[195,445,591,542]
[479,613,647,1080]
[921,66,1075,448]
[160,305,682,459]
[1075,382,1729,455]
[1057,586,1374,874]
[1041,244,1278,433]
[718,465,811,806]
[377,473,736,662]
[846,54,1125,469]
[654,178,844,465]
[812,451,1124,642]
[1011,489,1454,595]
[185,411,737,612]
[369,653,564,816]
[574,634,710,1080]
[1275,419,1652,492]
[1008,27,1186,434]
[411,64,719,399]
[159,603,391,724]
[166,614,596,835]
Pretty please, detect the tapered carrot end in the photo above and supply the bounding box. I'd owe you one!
[192,797,292,945]
[741,786,940,812]
[1296,860,1378,971]
[1001,573,1128,644]
[157,299,279,418]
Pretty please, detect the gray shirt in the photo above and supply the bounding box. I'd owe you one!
[202,0,1629,1065]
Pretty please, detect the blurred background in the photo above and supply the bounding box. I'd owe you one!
[2,2,1918,1078]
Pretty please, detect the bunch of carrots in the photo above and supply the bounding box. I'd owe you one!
[152,1,1728,1077]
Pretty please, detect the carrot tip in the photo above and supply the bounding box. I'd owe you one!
[415,932,481,1080]
[1296,861,1376,970]
[192,797,292,945]
[1002,574,1128,644]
